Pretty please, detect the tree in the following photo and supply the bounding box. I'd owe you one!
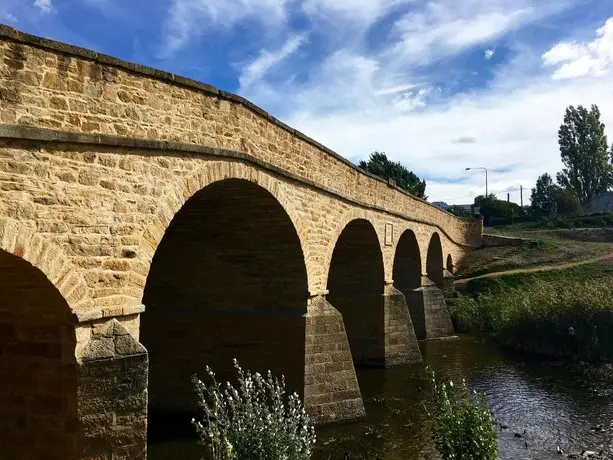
[556,105,613,203]
[473,194,521,224]
[551,187,582,216]
[358,152,427,198]
[530,173,556,216]
[447,205,471,218]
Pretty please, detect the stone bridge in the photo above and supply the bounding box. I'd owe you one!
[0,25,482,459]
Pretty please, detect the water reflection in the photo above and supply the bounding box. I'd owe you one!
[148,336,613,460]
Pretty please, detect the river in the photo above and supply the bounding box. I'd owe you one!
[148,336,613,459]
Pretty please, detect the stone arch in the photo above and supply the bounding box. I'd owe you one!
[321,209,381,289]
[141,175,309,441]
[0,220,79,459]
[446,253,454,274]
[0,218,90,310]
[426,232,444,289]
[326,218,386,366]
[393,229,422,291]
[137,160,314,296]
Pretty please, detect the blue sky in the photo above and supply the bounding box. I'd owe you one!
[2,0,613,204]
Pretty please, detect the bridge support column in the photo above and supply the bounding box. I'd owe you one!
[328,287,422,368]
[443,269,456,296]
[402,276,454,340]
[382,283,423,366]
[304,294,365,424]
[76,317,148,460]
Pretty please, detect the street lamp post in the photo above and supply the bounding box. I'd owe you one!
[465,167,488,197]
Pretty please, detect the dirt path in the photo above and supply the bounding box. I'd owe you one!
[455,251,613,287]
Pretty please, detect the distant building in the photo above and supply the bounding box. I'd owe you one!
[584,191,613,214]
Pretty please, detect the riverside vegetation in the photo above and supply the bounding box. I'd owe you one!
[449,261,613,362]
[427,367,498,460]
[191,360,498,460]
[191,359,315,460]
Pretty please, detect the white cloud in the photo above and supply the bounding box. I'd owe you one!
[33,0,52,13]
[154,0,606,205]
[1,12,18,22]
[239,34,308,89]
[386,1,560,67]
[161,0,289,57]
[542,17,613,79]
[301,0,412,25]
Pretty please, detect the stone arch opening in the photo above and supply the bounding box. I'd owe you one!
[141,178,308,439]
[0,249,78,460]
[427,232,444,289]
[392,229,422,291]
[326,219,385,366]
[446,254,454,274]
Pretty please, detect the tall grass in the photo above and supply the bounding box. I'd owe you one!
[448,276,613,361]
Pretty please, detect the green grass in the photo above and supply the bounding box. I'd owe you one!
[448,261,613,362]
[488,212,613,229]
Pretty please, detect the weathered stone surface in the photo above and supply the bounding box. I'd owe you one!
[305,296,365,424]
[403,279,455,340]
[383,287,423,365]
[78,319,148,459]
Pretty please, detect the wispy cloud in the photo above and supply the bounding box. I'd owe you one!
[33,0,52,13]
[160,0,290,58]
[542,17,613,79]
[386,1,552,67]
[1,11,18,22]
[484,48,495,60]
[239,33,308,89]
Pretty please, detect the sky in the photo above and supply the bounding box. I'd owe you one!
[2,1,613,205]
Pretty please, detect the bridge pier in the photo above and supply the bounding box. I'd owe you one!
[326,286,422,368]
[402,276,455,340]
[443,269,456,296]
[382,283,423,366]
[76,318,148,460]
[304,295,365,424]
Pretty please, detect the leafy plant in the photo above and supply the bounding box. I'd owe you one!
[426,367,498,460]
[192,359,315,460]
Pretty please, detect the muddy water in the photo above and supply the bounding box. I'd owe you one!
[148,336,613,459]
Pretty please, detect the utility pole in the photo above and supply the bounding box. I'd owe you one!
[520,185,523,209]
[507,192,510,203]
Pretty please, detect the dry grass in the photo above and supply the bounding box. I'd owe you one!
[457,228,613,278]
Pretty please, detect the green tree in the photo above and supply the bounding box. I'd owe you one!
[358,152,427,198]
[447,205,471,218]
[473,194,521,225]
[530,173,556,216]
[556,105,613,203]
[551,187,582,216]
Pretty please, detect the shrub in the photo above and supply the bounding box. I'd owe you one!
[427,367,498,460]
[192,359,315,460]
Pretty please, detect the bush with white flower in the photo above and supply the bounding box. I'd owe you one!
[427,366,498,460]
[192,359,316,460]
